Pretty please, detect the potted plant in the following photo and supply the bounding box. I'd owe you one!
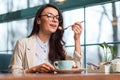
[98,42,117,73]
[99,42,116,62]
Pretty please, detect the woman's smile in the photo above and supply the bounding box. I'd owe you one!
[49,24,57,29]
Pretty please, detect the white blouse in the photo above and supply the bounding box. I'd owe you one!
[34,35,50,66]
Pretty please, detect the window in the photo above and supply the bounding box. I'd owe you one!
[0,0,120,67]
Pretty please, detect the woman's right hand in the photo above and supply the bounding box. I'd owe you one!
[26,63,55,73]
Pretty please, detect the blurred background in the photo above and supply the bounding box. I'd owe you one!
[0,0,120,69]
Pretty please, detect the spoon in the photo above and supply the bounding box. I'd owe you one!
[58,21,84,30]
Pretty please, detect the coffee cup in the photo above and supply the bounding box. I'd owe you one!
[54,60,73,70]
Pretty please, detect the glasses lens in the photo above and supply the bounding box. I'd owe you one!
[55,16,60,20]
[46,13,53,20]
[41,13,61,22]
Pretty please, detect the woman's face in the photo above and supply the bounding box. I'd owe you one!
[37,7,60,35]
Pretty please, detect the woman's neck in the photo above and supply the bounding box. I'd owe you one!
[37,31,51,43]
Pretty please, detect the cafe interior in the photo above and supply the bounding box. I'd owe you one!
[0,0,120,80]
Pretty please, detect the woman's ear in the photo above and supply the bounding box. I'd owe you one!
[37,18,41,24]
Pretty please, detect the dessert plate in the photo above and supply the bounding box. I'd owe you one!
[55,68,85,73]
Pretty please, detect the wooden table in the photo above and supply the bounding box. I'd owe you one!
[0,73,120,80]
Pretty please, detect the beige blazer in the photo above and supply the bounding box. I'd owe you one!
[9,35,82,74]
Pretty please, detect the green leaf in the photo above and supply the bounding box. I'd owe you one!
[103,42,109,48]
[98,42,117,62]
[98,44,104,48]
[109,46,114,54]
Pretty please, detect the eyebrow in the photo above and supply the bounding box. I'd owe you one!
[46,12,59,16]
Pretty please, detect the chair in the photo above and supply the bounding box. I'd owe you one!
[0,54,12,73]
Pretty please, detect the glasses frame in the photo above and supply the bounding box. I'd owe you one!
[41,13,61,22]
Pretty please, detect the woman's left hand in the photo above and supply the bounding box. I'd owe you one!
[72,22,83,40]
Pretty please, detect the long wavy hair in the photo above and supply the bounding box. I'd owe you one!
[28,4,66,64]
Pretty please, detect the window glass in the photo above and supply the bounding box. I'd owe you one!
[0,20,27,54]
[0,0,7,14]
[10,0,27,12]
[27,18,34,35]
[86,4,113,44]
[85,2,120,64]
[0,0,120,66]
[86,45,101,65]
[62,8,84,56]
[0,23,8,52]
[29,0,49,7]
[62,1,120,65]
[8,20,27,51]
[115,2,120,16]
[63,8,84,45]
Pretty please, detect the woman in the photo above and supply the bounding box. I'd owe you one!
[9,4,83,74]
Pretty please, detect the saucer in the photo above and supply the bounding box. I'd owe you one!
[55,68,85,73]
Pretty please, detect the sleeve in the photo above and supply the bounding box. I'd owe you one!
[64,47,82,68]
[73,51,82,68]
[9,39,26,74]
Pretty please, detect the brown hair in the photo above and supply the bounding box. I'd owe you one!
[28,4,65,64]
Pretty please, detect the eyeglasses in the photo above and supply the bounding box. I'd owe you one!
[41,13,61,22]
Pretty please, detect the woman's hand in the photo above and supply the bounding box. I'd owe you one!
[35,63,55,73]
[26,63,55,73]
[72,22,83,41]
[72,22,83,57]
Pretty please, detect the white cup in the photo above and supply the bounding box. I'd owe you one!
[105,65,111,73]
[54,60,73,70]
